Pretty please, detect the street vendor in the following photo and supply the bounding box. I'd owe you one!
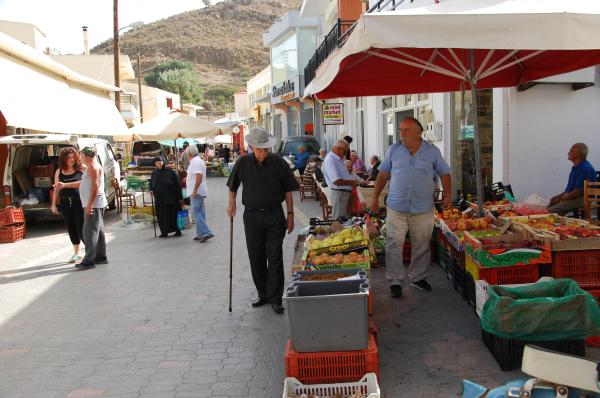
[226,127,299,314]
[370,117,451,298]
[547,143,597,216]
[322,140,358,219]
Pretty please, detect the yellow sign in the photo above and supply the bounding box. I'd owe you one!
[323,103,344,125]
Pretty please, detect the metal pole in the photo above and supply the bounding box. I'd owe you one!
[469,49,485,216]
[150,188,157,237]
[113,0,121,111]
[229,217,233,312]
[137,50,143,122]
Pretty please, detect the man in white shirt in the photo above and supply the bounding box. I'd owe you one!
[322,140,358,219]
[186,145,214,242]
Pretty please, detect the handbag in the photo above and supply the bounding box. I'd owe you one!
[177,209,190,230]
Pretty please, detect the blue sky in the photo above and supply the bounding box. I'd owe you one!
[0,0,224,54]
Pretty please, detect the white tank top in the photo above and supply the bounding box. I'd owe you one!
[80,167,108,208]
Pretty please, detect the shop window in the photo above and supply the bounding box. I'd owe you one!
[382,96,393,111]
[418,93,430,102]
[383,113,395,152]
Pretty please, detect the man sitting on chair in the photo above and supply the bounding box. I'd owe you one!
[548,143,597,216]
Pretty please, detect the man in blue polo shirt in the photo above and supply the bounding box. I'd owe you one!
[370,117,451,298]
[293,146,311,175]
[548,143,597,216]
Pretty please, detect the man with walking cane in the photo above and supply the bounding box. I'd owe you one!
[226,127,299,314]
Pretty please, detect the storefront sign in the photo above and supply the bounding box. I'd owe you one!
[323,103,344,125]
[272,76,301,104]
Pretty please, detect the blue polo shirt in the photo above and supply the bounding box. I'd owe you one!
[293,151,310,170]
[565,160,597,192]
[379,141,451,213]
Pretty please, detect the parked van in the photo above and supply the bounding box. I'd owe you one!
[276,135,320,170]
[0,133,120,219]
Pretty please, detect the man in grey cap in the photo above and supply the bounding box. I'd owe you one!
[226,127,299,314]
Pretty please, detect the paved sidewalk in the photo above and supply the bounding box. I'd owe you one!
[0,177,595,398]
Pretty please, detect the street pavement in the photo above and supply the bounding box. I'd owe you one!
[0,176,596,398]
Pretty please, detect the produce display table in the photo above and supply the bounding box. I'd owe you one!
[358,183,388,209]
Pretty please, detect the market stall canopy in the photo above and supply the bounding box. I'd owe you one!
[0,32,129,136]
[304,0,600,99]
[127,112,222,141]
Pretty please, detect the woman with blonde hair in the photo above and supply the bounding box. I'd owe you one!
[51,147,86,262]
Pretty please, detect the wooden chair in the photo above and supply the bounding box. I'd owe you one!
[299,172,317,201]
[111,178,136,214]
[583,180,600,223]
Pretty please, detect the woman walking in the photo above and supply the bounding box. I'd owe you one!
[150,157,183,237]
[51,147,85,263]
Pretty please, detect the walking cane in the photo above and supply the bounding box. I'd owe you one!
[229,216,233,312]
[150,191,157,237]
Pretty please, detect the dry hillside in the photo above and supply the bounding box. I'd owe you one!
[92,0,302,110]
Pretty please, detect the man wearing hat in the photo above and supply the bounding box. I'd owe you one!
[77,146,108,270]
[226,127,299,314]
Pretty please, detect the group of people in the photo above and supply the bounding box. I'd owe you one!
[51,146,108,270]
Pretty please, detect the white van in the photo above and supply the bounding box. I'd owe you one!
[0,133,120,219]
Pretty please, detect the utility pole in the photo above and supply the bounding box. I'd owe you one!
[137,50,143,122]
[113,0,121,111]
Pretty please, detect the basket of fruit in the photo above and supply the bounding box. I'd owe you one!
[303,250,370,272]
[306,225,369,255]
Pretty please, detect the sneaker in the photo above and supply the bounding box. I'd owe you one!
[390,285,403,298]
[69,254,82,263]
[411,279,432,291]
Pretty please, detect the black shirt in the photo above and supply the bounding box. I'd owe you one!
[59,170,83,199]
[227,153,299,210]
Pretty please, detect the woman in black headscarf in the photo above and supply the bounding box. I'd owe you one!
[150,157,183,237]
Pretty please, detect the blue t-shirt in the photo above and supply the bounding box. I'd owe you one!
[565,160,597,192]
[379,141,451,213]
[293,151,310,170]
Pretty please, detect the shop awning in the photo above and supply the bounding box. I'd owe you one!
[0,32,129,136]
[304,0,600,99]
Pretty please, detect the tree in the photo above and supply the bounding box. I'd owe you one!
[144,60,203,104]
[202,0,211,7]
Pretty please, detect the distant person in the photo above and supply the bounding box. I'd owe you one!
[293,146,310,175]
[365,155,381,182]
[186,145,214,242]
[150,157,183,238]
[222,145,231,164]
[226,127,299,314]
[179,141,190,171]
[342,135,353,160]
[350,150,367,174]
[322,140,358,219]
[548,143,597,215]
[319,148,327,160]
[51,147,85,263]
[77,146,109,270]
[345,159,364,184]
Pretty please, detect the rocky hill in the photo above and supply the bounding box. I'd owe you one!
[92,0,302,111]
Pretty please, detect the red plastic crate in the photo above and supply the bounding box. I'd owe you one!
[551,251,600,288]
[28,164,55,178]
[478,263,539,285]
[285,334,379,384]
[368,317,378,344]
[0,207,25,227]
[0,225,25,243]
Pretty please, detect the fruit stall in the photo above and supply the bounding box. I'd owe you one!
[285,217,381,398]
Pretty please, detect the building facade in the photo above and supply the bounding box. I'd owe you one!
[301,0,600,200]
[263,12,321,142]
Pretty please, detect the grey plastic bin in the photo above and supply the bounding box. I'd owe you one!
[284,279,370,352]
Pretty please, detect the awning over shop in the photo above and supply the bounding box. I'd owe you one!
[0,32,129,136]
[304,0,600,99]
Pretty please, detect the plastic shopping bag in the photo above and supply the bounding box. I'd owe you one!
[347,186,366,216]
[177,209,190,230]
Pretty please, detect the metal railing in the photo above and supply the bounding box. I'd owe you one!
[304,19,355,87]
[368,0,410,13]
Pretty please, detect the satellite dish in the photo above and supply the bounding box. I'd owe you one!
[232,126,240,134]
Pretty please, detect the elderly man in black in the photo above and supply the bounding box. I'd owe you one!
[226,127,299,314]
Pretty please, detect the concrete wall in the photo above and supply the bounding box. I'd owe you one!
[507,84,600,200]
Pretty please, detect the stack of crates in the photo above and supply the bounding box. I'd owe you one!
[283,268,379,389]
[0,207,26,243]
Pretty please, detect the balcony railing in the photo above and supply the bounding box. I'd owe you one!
[304,19,356,87]
[368,0,410,13]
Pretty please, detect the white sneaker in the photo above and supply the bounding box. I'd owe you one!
[69,254,82,263]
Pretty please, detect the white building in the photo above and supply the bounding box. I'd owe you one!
[301,0,600,200]
[246,67,272,133]
[0,20,50,54]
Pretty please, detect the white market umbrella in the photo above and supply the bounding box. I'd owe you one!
[304,0,600,212]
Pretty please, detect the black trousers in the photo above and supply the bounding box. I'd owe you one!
[60,197,84,245]
[243,208,286,305]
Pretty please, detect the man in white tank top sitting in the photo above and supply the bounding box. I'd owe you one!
[77,146,108,270]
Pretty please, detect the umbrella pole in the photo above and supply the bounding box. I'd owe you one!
[469,49,485,217]
[174,139,179,171]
